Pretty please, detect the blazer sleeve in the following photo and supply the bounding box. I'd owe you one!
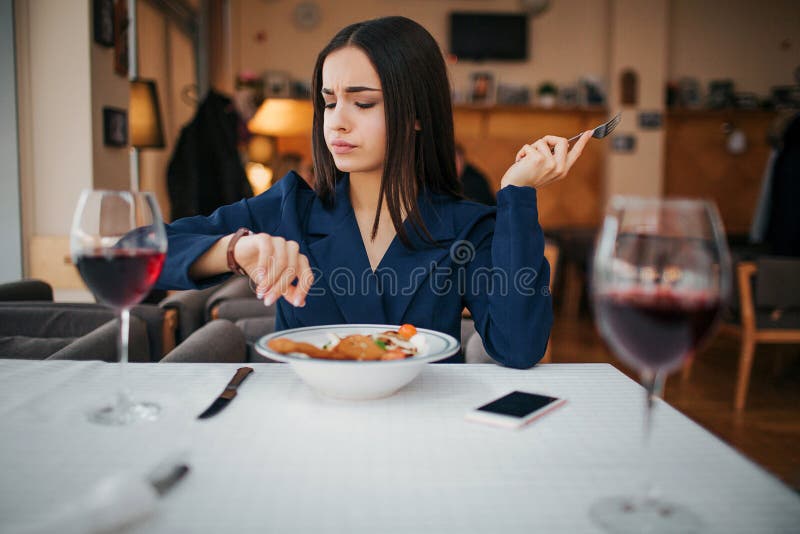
[156,174,297,290]
[462,185,552,369]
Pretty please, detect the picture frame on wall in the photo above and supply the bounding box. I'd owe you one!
[113,0,129,76]
[470,72,494,104]
[93,0,115,47]
[264,71,291,98]
[103,107,128,147]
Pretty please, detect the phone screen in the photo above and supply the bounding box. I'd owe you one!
[477,391,560,418]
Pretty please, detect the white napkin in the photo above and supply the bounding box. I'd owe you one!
[6,471,158,534]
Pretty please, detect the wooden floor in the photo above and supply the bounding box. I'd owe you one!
[551,312,800,491]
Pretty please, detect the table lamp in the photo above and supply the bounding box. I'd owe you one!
[129,78,165,191]
[246,98,313,193]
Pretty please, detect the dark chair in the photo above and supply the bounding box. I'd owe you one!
[0,279,247,363]
[731,257,800,411]
[0,277,180,359]
[0,279,53,301]
[0,305,151,362]
[0,302,175,360]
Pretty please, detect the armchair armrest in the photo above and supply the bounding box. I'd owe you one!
[206,276,254,318]
[160,319,247,363]
[48,316,151,362]
[159,285,219,342]
[214,298,276,322]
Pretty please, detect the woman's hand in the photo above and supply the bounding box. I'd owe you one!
[500,131,592,190]
[234,233,314,307]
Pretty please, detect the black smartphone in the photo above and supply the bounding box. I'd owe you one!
[465,390,566,428]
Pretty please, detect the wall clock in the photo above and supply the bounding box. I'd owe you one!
[293,2,321,30]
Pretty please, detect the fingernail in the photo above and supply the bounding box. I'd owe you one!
[264,293,275,306]
[293,296,302,307]
[256,291,264,299]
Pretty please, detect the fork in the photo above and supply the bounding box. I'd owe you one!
[566,112,622,146]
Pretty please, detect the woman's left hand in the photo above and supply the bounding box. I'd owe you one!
[500,131,592,190]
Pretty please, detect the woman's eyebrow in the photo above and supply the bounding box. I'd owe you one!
[321,86,382,95]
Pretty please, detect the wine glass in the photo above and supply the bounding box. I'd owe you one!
[70,190,167,425]
[589,196,731,533]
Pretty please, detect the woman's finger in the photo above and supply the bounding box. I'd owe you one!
[260,238,288,302]
[542,135,568,175]
[284,253,314,307]
[253,237,275,297]
[515,144,530,163]
[565,130,592,171]
[532,140,556,174]
[266,245,300,306]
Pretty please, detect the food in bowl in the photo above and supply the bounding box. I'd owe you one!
[267,323,426,361]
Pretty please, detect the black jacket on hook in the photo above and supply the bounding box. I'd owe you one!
[167,90,253,220]
[766,113,800,257]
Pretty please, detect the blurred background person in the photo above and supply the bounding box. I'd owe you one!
[455,143,496,206]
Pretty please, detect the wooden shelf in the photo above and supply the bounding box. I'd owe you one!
[667,108,777,118]
[454,104,607,114]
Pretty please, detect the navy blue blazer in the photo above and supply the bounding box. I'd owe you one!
[156,172,552,368]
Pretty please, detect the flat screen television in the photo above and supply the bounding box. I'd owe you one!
[449,12,528,61]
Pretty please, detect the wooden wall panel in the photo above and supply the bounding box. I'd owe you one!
[665,110,776,234]
[455,107,606,229]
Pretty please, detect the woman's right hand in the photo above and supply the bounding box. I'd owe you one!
[234,233,314,307]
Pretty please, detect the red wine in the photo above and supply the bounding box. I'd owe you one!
[595,289,721,372]
[76,249,165,309]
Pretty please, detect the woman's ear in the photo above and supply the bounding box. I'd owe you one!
[414,119,421,131]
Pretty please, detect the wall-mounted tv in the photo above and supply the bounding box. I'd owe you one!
[449,12,528,61]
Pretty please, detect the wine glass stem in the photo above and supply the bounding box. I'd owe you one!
[640,369,665,503]
[117,308,132,410]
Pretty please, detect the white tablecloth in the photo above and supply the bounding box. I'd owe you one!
[0,360,798,533]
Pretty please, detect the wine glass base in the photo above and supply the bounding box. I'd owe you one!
[88,402,161,426]
[590,495,703,534]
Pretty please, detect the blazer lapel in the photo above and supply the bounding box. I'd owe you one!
[306,177,457,326]
[378,191,456,324]
[306,176,387,324]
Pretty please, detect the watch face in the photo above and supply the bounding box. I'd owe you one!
[293,2,321,30]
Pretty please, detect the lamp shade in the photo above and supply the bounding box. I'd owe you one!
[247,98,313,137]
[129,79,165,148]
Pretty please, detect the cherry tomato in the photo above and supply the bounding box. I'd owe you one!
[397,323,417,340]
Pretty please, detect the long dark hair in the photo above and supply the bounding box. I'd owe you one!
[311,16,461,247]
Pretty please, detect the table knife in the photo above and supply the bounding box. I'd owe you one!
[197,367,253,419]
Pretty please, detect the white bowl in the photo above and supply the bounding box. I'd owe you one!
[255,324,460,400]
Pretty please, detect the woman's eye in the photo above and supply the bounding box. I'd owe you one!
[356,102,375,109]
[324,102,336,109]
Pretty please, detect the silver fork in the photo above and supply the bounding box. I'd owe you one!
[566,112,622,145]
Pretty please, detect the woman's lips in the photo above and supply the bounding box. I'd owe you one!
[331,141,356,154]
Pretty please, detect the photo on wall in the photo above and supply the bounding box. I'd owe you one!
[103,107,128,147]
[93,0,114,47]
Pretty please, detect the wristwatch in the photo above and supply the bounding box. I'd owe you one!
[226,228,251,276]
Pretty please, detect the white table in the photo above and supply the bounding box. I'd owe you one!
[0,360,798,533]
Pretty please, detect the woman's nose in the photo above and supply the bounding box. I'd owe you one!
[326,103,350,132]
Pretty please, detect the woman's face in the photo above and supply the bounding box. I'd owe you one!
[321,46,386,176]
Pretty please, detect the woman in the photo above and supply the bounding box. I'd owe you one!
[156,16,591,367]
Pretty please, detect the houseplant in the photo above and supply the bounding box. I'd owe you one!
[537,81,558,108]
